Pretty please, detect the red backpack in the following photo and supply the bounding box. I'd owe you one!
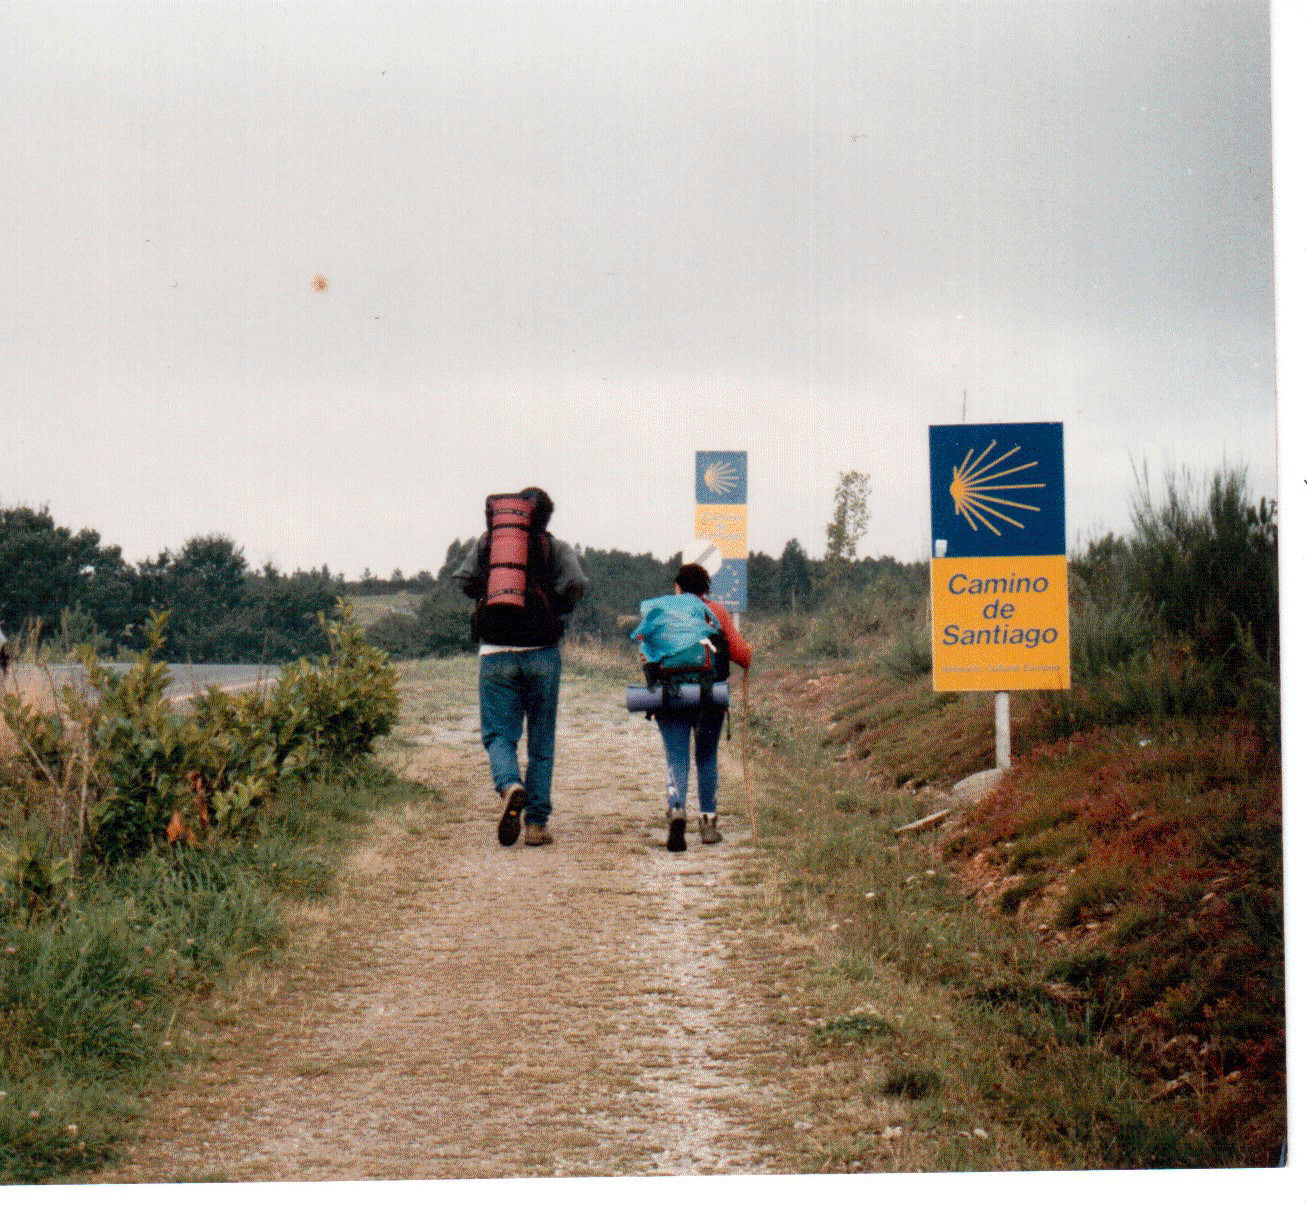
[472,494,563,646]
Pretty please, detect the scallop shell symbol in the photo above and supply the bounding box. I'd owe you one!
[702,460,741,496]
[948,441,1045,536]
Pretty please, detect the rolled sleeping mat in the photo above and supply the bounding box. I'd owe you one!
[625,682,730,712]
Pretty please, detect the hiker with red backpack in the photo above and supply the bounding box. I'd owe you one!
[453,488,588,849]
[631,563,752,852]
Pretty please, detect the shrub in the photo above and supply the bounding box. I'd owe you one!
[1069,591,1156,682]
[0,604,399,905]
[876,622,933,681]
[1127,466,1277,676]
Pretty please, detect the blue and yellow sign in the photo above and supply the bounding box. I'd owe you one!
[929,424,1069,691]
[929,423,1064,558]
[695,451,748,610]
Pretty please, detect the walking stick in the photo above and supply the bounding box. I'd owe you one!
[741,666,758,842]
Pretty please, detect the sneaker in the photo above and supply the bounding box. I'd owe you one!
[699,814,722,844]
[497,784,526,846]
[523,822,554,846]
[667,807,687,853]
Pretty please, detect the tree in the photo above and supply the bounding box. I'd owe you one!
[0,506,134,641]
[777,538,814,611]
[154,535,253,661]
[824,471,871,564]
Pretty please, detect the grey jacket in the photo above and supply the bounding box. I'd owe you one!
[452,533,588,613]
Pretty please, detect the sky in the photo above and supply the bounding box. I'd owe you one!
[0,0,1284,578]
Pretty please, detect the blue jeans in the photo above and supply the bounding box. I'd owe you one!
[479,647,562,825]
[655,707,726,815]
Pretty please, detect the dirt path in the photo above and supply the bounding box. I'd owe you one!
[95,659,813,1182]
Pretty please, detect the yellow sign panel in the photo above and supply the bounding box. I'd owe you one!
[694,504,748,558]
[931,554,1070,692]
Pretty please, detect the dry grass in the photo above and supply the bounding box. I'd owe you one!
[561,633,633,677]
[0,670,58,760]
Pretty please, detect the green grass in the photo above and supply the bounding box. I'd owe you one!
[0,767,420,1184]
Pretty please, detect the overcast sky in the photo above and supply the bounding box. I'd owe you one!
[1,1,1283,577]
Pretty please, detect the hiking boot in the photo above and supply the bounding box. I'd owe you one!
[523,822,554,846]
[497,784,526,846]
[699,814,722,845]
[667,807,687,853]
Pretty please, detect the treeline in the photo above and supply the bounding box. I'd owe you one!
[362,535,928,658]
[0,503,926,664]
[0,507,342,663]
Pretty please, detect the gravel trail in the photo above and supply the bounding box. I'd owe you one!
[95,658,808,1182]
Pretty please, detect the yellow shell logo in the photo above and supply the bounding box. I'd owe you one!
[948,441,1045,536]
[702,460,741,496]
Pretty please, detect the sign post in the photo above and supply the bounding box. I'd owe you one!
[928,423,1070,765]
[694,451,748,614]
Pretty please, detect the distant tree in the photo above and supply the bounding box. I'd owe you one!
[0,506,134,641]
[746,550,781,612]
[151,535,254,661]
[436,539,474,585]
[825,470,871,563]
[568,548,678,637]
[249,565,337,660]
[777,538,814,611]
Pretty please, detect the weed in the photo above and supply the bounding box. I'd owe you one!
[812,1011,894,1043]
[1055,866,1135,928]
[997,876,1044,915]
[881,1068,943,1099]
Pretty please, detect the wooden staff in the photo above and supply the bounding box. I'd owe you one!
[741,666,758,842]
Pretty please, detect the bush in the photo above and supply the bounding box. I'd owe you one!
[364,611,430,659]
[1,604,399,902]
[1069,590,1156,682]
[1127,466,1277,675]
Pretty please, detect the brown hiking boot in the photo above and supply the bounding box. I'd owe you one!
[666,807,687,853]
[497,784,526,847]
[699,814,722,844]
[523,822,554,846]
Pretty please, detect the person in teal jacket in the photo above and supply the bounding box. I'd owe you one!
[633,563,752,852]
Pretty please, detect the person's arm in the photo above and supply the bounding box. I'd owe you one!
[707,600,753,670]
[551,539,589,612]
[451,536,486,600]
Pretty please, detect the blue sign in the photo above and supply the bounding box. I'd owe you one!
[710,558,748,611]
[695,451,747,505]
[929,423,1065,557]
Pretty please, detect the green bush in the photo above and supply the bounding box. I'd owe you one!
[1069,590,1156,682]
[1128,466,1277,675]
[1,604,399,905]
[364,611,430,659]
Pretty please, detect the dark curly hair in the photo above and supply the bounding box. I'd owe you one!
[519,487,554,529]
[674,563,712,597]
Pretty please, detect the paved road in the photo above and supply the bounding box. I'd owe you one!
[5,662,279,703]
